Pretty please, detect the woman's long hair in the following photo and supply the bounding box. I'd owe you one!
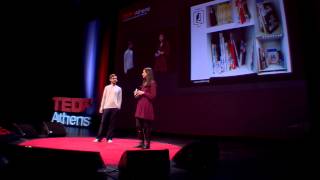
[142,67,154,86]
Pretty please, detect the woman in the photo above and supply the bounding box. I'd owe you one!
[134,67,157,149]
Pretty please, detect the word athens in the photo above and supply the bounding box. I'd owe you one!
[51,97,93,127]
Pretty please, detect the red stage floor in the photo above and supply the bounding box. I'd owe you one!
[18,137,182,166]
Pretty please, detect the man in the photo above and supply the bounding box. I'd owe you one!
[94,74,122,143]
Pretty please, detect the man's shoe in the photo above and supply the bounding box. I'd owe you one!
[134,142,144,148]
[143,144,150,149]
[107,139,113,143]
[93,139,101,142]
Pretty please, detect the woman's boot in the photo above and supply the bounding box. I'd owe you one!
[143,128,151,149]
[134,128,145,148]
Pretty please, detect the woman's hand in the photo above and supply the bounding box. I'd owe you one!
[134,89,144,97]
[134,89,138,97]
[155,50,160,57]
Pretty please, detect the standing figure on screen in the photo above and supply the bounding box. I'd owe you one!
[94,74,122,143]
[123,40,134,75]
[154,32,170,73]
[134,67,157,149]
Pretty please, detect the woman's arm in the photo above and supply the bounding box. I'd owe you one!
[141,81,157,100]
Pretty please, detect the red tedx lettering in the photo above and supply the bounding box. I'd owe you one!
[52,97,92,113]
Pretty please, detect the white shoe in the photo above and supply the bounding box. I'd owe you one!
[107,139,112,143]
[93,139,101,142]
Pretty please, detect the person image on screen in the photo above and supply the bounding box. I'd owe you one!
[154,32,170,73]
[123,40,134,74]
[134,67,157,149]
[94,74,122,143]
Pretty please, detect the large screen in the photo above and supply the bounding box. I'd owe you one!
[190,0,291,82]
[110,0,309,138]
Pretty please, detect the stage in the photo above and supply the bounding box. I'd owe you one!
[0,132,313,180]
[18,137,182,166]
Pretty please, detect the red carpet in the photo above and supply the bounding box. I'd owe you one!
[19,137,182,166]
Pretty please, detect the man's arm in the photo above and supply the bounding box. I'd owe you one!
[99,86,107,113]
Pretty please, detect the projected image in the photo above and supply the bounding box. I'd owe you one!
[115,2,177,85]
[118,31,173,78]
[190,0,291,82]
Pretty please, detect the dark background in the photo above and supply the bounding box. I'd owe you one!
[1,0,319,139]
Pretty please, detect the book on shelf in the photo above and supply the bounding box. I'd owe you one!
[209,6,218,26]
[256,1,280,34]
[211,43,219,74]
[239,40,246,65]
[228,33,238,69]
[258,47,268,70]
[235,0,251,24]
[219,33,227,73]
[216,2,233,25]
[211,44,219,63]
